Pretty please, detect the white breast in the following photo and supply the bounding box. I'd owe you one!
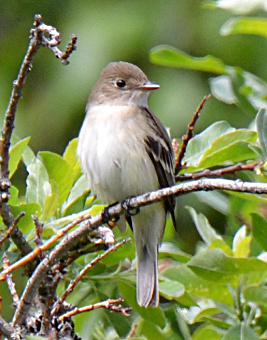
[77,105,159,204]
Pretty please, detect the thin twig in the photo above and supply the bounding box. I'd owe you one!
[175,94,213,175]
[176,162,259,181]
[0,14,76,259]
[0,214,89,281]
[58,298,131,321]
[32,214,44,247]
[0,315,14,339]
[52,238,130,315]
[3,253,20,309]
[0,212,25,247]
[11,177,267,326]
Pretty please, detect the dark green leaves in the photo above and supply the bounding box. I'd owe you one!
[188,248,267,282]
[150,45,226,74]
[182,121,257,171]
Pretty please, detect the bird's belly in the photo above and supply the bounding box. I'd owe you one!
[93,137,158,203]
[79,119,158,204]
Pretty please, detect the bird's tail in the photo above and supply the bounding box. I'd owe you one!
[136,245,158,307]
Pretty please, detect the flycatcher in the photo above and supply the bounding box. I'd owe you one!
[77,61,176,307]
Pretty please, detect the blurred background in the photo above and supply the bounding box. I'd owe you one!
[1,0,267,252]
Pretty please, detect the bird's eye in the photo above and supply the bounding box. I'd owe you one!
[115,79,126,88]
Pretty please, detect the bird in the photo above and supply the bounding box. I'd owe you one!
[77,61,176,307]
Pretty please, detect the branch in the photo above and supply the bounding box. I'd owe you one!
[0,315,14,339]
[0,214,89,280]
[0,212,25,247]
[0,14,76,258]
[175,94,212,174]
[3,253,19,309]
[176,162,259,181]
[10,177,267,326]
[52,238,130,315]
[58,298,131,321]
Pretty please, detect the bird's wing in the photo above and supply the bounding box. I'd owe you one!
[144,107,176,228]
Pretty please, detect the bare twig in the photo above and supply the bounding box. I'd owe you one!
[0,14,76,260]
[10,177,267,326]
[127,323,138,338]
[0,315,14,339]
[32,214,44,247]
[58,298,131,321]
[35,14,77,65]
[52,238,130,315]
[0,212,25,247]
[175,94,213,174]
[176,162,260,181]
[3,253,20,309]
[0,214,89,281]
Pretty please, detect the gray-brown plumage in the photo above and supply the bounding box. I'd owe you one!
[77,61,176,307]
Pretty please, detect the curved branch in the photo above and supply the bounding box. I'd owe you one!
[10,177,267,326]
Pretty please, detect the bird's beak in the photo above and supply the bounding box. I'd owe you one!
[138,82,160,91]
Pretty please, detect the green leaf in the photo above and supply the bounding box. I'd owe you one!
[159,279,185,299]
[45,206,101,231]
[256,108,267,158]
[244,286,267,307]
[193,307,227,326]
[202,141,257,168]
[227,191,267,204]
[9,185,19,206]
[184,123,257,170]
[209,238,233,256]
[138,319,166,340]
[22,143,36,166]
[192,324,223,340]
[63,138,81,181]
[162,265,233,305]
[210,75,235,104]
[221,17,267,39]
[39,151,74,205]
[221,323,260,340]
[211,72,267,112]
[62,174,90,215]
[199,130,257,168]
[100,240,135,266]
[117,280,165,328]
[183,121,234,166]
[25,156,51,209]
[232,226,251,258]
[159,242,191,263]
[150,45,226,74]
[9,137,31,178]
[251,213,267,252]
[43,179,61,222]
[188,248,267,282]
[187,206,222,245]
[229,68,257,116]
[11,203,42,234]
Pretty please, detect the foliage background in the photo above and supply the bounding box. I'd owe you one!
[2,0,262,252]
[1,1,267,339]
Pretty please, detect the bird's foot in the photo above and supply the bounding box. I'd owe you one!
[102,202,120,224]
[121,197,140,216]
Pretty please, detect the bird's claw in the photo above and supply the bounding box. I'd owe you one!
[121,197,140,216]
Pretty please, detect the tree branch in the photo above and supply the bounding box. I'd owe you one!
[58,298,131,321]
[52,238,130,315]
[0,315,14,340]
[176,162,259,181]
[175,94,213,174]
[0,13,77,259]
[10,177,267,326]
